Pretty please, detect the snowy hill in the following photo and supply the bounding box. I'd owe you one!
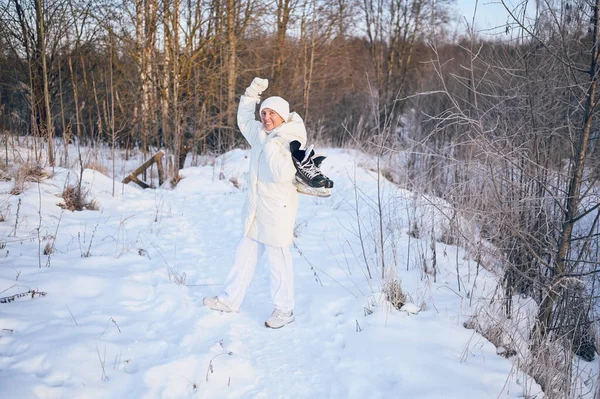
[0,148,542,398]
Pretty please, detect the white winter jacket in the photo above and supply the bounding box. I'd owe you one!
[237,94,307,248]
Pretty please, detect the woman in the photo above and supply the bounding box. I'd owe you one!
[204,77,307,329]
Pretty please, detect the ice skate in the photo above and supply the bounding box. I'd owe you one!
[290,141,334,198]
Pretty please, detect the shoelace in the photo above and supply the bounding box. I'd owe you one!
[301,144,314,163]
[272,309,291,318]
[299,162,321,179]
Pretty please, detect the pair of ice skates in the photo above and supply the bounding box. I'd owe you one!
[290,140,334,198]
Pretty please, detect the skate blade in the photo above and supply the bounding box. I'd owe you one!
[295,184,332,198]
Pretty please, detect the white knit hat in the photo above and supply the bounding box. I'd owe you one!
[260,96,290,122]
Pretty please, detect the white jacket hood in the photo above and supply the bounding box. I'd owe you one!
[269,111,307,145]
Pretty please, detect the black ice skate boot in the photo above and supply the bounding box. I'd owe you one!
[290,140,334,197]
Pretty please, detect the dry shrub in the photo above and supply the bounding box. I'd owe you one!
[438,212,462,247]
[170,174,184,187]
[85,161,108,175]
[553,282,597,362]
[10,163,51,194]
[0,162,9,182]
[59,184,98,211]
[43,241,53,255]
[465,314,574,397]
[464,292,590,398]
[408,219,421,238]
[523,338,573,398]
[439,228,459,246]
[463,315,517,358]
[380,167,395,183]
[383,278,406,310]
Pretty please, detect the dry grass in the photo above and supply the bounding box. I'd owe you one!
[0,161,9,182]
[43,241,53,255]
[463,315,517,359]
[382,278,406,310]
[229,176,240,189]
[59,184,99,211]
[463,299,589,398]
[523,339,573,398]
[85,161,108,175]
[10,163,51,195]
[380,167,395,184]
[170,174,184,187]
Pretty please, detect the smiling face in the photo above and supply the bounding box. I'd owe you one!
[260,108,285,131]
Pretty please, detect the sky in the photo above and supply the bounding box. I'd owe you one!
[454,0,535,36]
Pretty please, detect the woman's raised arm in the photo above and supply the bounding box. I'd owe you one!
[237,78,268,146]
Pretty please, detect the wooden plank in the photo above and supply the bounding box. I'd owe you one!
[129,175,150,189]
[157,154,165,186]
[122,150,165,188]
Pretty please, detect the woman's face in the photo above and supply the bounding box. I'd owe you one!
[261,108,285,131]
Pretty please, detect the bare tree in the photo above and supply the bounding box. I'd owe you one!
[36,0,54,165]
[398,0,600,395]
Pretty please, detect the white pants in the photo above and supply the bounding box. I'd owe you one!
[219,236,295,313]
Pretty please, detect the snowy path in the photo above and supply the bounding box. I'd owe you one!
[147,169,347,398]
[0,150,538,398]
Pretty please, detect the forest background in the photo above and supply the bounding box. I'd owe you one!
[1,0,600,397]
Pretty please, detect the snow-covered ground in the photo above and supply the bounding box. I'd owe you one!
[0,145,548,398]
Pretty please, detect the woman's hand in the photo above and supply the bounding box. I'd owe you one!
[244,77,269,101]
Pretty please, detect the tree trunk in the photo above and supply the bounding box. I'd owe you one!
[66,30,82,151]
[303,0,316,121]
[535,0,600,340]
[36,0,54,166]
[172,0,181,176]
[136,0,145,152]
[274,0,292,89]
[226,0,237,129]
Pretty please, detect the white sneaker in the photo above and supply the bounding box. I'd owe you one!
[203,296,233,312]
[265,309,295,329]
